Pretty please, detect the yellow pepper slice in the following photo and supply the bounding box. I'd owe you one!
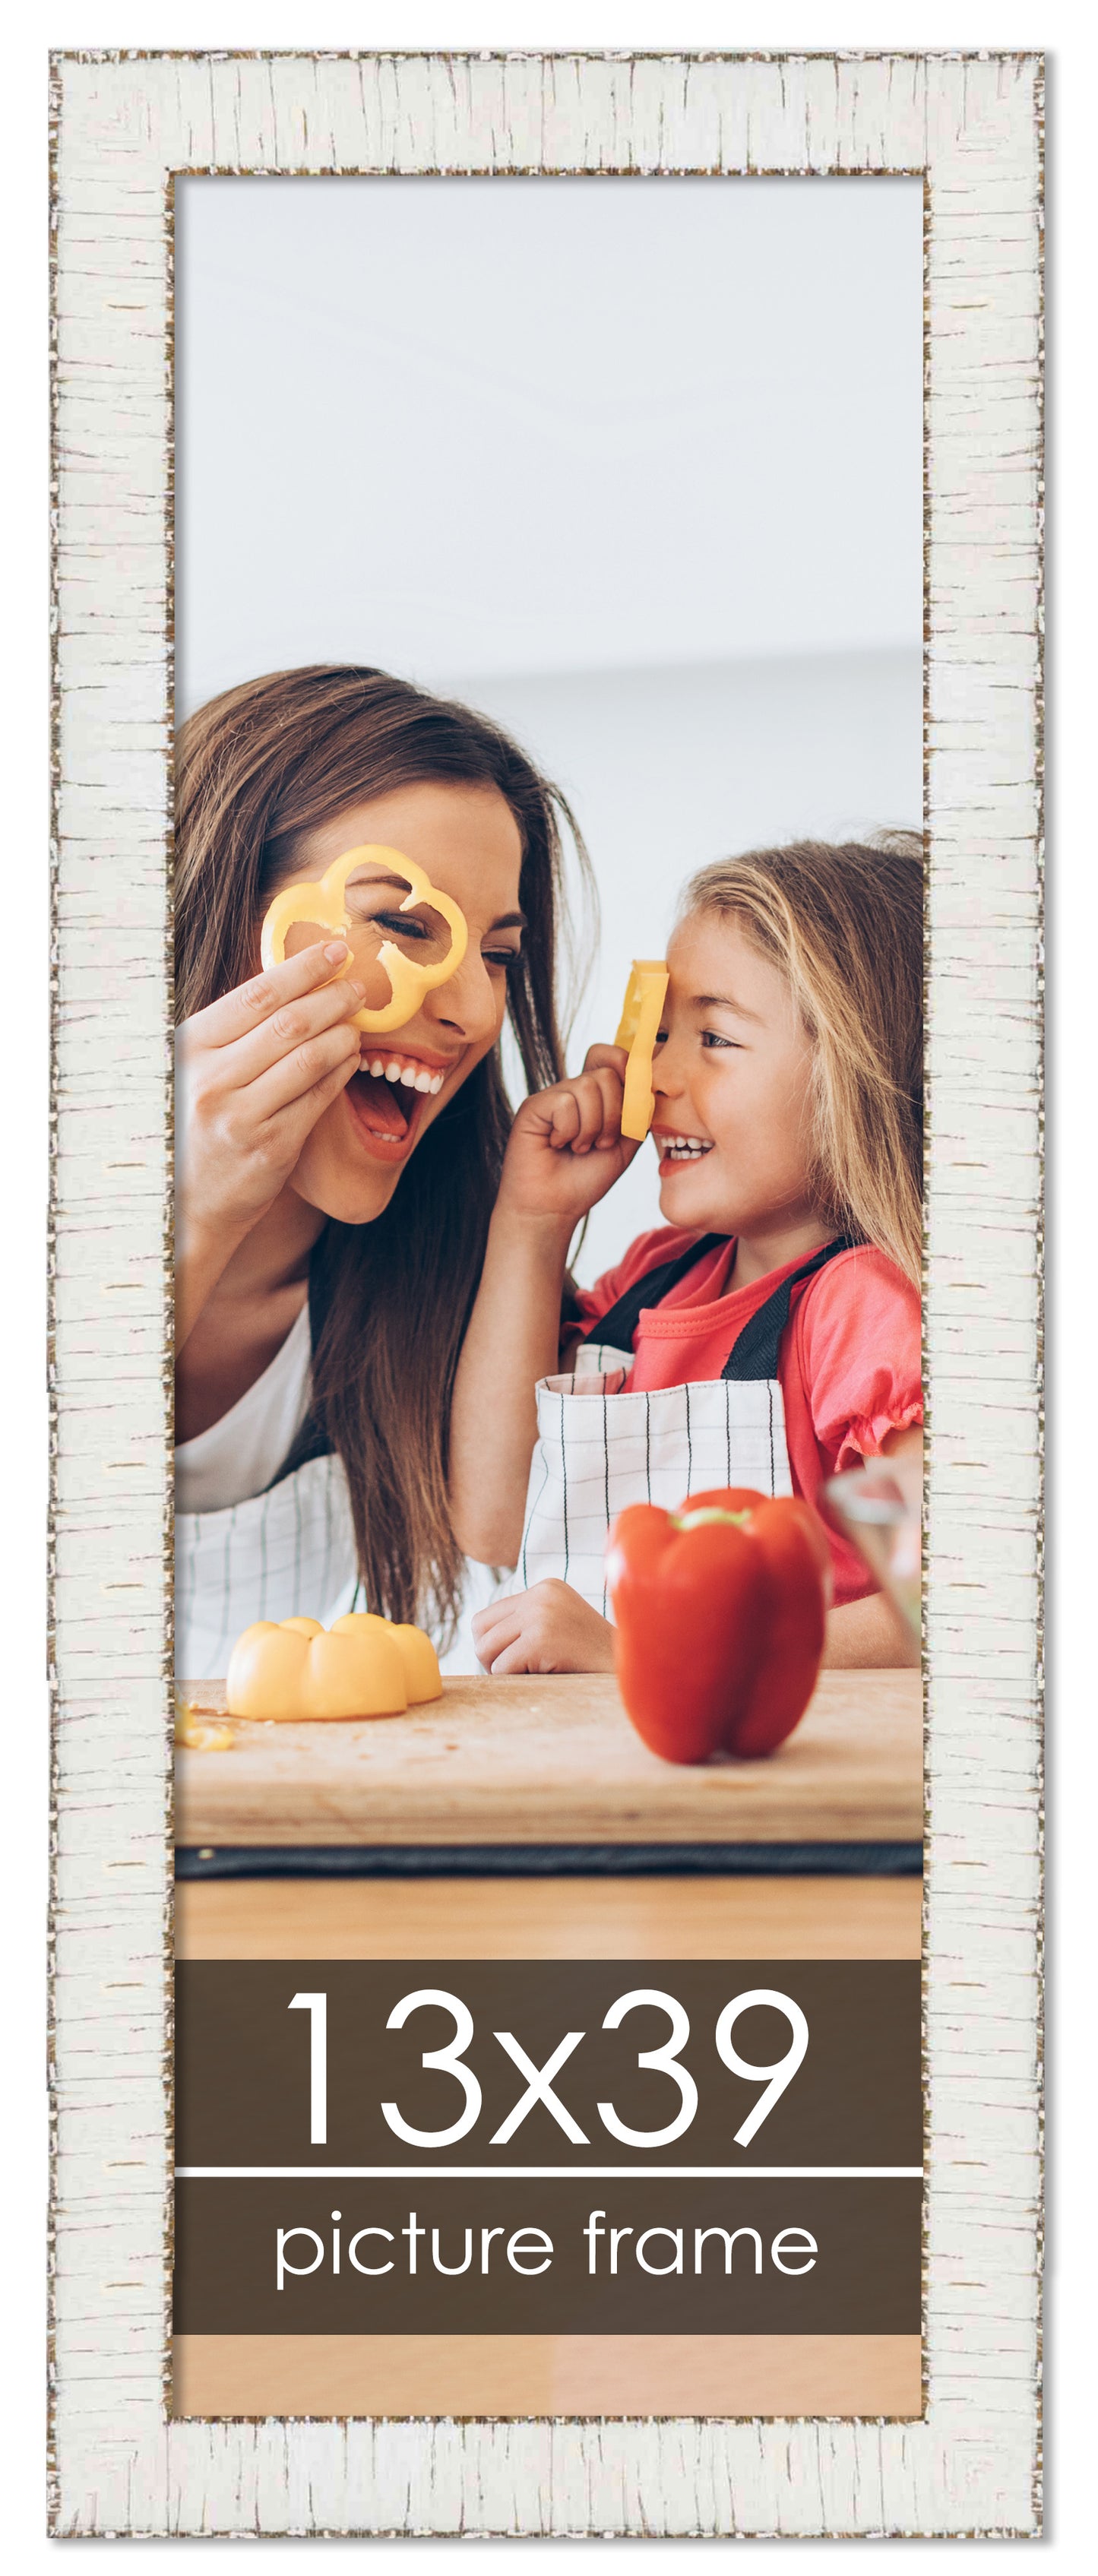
[260,843,468,1036]
[174,1693,234,1752]
[225,1611,442,1722]
[615,960,669,1141]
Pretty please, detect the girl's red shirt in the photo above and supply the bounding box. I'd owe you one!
[572,1229,922,1606]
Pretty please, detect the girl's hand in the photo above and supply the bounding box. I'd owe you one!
[175,941,365,1320]
[450,1048,638,1567]
[473,1579,617,1676]
[498,1045,640,1228]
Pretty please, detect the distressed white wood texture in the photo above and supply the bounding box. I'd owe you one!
[49,49,1043,2539]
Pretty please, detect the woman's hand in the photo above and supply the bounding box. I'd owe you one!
[175,941,365,1347]
[473,1580,617,1676]
[823,1429,923,1669]
[498,1045,640,1226]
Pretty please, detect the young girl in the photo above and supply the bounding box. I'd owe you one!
[174,663,590,1678]
[451,836,923,1673]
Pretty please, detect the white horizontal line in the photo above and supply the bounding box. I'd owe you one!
[176,2166,923,2182]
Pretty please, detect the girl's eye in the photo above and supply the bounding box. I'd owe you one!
[701,1029,739,1049]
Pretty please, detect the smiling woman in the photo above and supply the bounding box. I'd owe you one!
[173,664,590,1676]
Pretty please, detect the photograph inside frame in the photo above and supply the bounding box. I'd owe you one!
[170,170,926,2421]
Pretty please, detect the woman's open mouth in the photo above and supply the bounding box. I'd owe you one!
[345,1047,451,1162]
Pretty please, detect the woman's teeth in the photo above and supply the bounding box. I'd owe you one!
[365,1054,445,1094]
[663,1135,714,1160]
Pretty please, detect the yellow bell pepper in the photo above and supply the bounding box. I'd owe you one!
[334,1616,444,1704]
[225,1610,442,1722]
[615,960,669,1140]
[261,843,468,1035]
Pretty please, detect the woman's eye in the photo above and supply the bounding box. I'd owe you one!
[483,946,522,969]
[372,909,429,941]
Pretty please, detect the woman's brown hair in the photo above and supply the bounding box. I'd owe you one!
[176,663,593,1637]
[681,835,924,1287]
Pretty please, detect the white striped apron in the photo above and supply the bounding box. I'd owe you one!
[175,1451,359,1681]
[511,1236,851,1618]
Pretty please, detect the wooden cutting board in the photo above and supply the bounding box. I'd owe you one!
[175,1668,922,1847]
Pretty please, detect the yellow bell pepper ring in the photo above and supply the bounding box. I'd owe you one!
[615,960,669,1141]
[226,1610,442,1721]
[260,843,469,1036]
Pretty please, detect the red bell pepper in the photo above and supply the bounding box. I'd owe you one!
[605,1486,830,1764]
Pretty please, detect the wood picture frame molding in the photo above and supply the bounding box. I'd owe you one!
[49,49,1043,2538]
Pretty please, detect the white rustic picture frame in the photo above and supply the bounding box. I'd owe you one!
[49,49,1043,2539]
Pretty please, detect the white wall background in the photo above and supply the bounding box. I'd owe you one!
[176,173,922,1280]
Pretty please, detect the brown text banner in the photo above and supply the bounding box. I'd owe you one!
[176,1960,921,2169]
[175,1960,921,2337]
[175,2178,922,2337]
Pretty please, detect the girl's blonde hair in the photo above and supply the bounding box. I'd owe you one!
[681,835,923,1287]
